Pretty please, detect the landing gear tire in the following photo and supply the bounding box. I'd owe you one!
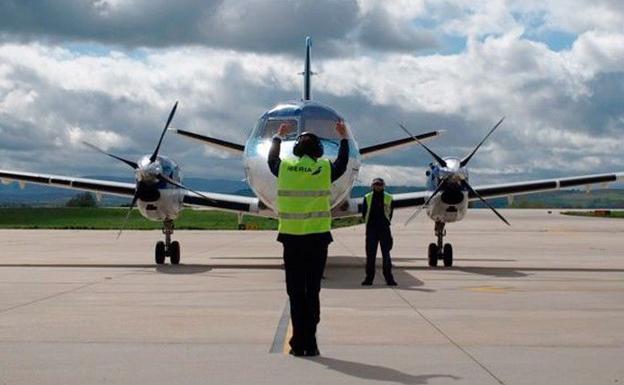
[428,243,438,267]
[170,241,180,265]
[155,241,166,265]
[443,243,453,267]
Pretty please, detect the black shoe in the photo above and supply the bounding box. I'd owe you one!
[305,348,320,357]
[361,278,373,286]
[386,279,398,286]
[289,348,305,357]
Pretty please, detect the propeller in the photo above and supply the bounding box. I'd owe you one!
[116,194,140,239]
[82,141,138,169]
[156,173,218,204]
[83,101,218,238]
[151,101,178,162]
[400,118,510,226]
[404,179,447,226]
[398,123,447,168]
[460,117,505,167]
[461,180,510,226]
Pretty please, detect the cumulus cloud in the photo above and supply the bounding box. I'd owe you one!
[0,0,622,188]
[358,164,428,186]
[0,0,438,56]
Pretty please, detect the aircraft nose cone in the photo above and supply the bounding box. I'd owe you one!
[136,160,161,182]
[444,158,460,171]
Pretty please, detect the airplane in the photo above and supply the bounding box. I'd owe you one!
[395,119,623,267]
[0,37,441,265]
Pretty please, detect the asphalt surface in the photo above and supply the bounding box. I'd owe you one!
[0,209,622,385]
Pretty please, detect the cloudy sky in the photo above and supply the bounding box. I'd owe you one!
[0,0,622,187]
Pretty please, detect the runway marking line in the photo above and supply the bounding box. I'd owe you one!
[392,288,507,385]
[282,322,293,354]
[467,286,514,293]
[269,300,291,354]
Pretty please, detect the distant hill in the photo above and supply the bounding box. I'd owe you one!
[0,176,249,206]
[486,188,624,209]
[2,175,623,209]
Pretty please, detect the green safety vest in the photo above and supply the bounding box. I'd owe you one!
[364,192,393,224]
[277,156,332,235]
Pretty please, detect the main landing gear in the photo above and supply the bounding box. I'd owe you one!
[427,221,453,267]
[155,219,180,265]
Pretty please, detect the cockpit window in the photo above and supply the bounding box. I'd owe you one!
[263,119,298,139]
[303,118,341,140]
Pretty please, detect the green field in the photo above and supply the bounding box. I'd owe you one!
[561,210,624,219]
[0,208,362,230]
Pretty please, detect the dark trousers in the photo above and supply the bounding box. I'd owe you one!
[365,227,393,281]
[282,240,328,351]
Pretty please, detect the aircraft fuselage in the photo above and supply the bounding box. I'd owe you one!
[243,100,362,216]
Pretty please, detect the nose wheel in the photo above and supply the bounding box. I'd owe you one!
[427,222,453,267]
[155,219,181,265]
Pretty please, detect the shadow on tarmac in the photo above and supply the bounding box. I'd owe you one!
[452,266,528,278]
[310,356,461,384]
[393,257,517,263]
[155,264,213,274]
[322,256,435,292]
[2,263,623,278]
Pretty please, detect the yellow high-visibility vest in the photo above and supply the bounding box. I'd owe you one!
[364,192,393,224]
[277,156,332,235]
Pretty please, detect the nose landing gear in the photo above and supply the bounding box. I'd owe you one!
[427,221,453,267]
[155,219,181,265]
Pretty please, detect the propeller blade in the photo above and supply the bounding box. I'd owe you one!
[405,179,447,226]
[156,173,218,204]
[83,141,138,169]
[116,193,140,239]
[461,180,510,226]
[460,116,505,167]
[150,101,179,162]
[398,123,447,168]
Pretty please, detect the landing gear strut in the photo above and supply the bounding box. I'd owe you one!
[427,221,453,267]
[155,219,180,265]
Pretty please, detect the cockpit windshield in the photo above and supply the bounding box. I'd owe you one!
[303,118,340,139]
[249,101,348,142]
[263,119,298,139]
[301,104,342,140]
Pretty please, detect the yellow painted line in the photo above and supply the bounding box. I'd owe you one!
[467,286,513,294]
[282,321,293,354]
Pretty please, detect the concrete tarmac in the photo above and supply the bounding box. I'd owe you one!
[0,209,622,384]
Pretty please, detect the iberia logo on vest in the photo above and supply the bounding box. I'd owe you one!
[287,165,323,175]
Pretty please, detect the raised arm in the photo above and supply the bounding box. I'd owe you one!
[330,120,349,182]
[267,123,293,177]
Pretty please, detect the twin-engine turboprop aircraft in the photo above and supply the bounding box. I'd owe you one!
[0,37,622,266]
[0,37,439,264]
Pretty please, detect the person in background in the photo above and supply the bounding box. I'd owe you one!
[361,177,397,286]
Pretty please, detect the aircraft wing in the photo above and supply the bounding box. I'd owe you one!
[359,130,440,159]
[173,129,245,155]
[468,172,624,201]
[182,191,259,213]
[0,170,137,197]
[0,169,261,213]
[388,172,624,209]
[175,128,441,159]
